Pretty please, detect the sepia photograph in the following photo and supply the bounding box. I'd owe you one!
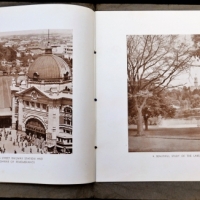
[127,34,200,152]
[0,29,73,154]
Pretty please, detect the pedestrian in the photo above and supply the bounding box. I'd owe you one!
[30,148,32,153]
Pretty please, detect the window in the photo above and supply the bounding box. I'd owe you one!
[63,71,69,81]
[31,102,35,108]
[15,106,19,113]
[33,72,39,81]
[36,103,40,109]
[67,108,71,113]
[25,101,29,107]
[67,119,71,125]
[64,107,72,114]
[42,104,47,111]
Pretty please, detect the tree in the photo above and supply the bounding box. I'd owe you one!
[129,90,176,131]
[192,35,200,47]
[127,35,192,135]
[15,66,21,73]
[142,92,176,130]
[0,45,16,62]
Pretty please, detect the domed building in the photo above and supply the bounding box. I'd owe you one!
[10,44,73,153]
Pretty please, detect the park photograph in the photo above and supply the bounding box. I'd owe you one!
[127,34,200,152]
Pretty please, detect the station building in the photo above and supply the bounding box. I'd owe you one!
[10,44,73,153]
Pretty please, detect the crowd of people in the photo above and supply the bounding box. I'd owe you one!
[13,133,48,154]
[0,128,50,154]
[0,127,72,154]
[0,128,12,153]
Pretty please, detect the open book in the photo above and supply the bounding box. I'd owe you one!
[0,4,200,184]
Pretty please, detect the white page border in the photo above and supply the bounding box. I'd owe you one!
[96,11,200,181]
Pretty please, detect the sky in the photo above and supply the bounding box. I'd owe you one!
[174,64,200,87]
[148,35,200,88]
[0,29,72,36]
[173,35,200,87]
[171,54,200,87]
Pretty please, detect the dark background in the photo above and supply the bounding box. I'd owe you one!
[1,2,200,199]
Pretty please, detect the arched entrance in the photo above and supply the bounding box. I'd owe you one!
[25,118,46,140]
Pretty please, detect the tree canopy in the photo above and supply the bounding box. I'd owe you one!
[0,44,16,62]
[127,35,193,135]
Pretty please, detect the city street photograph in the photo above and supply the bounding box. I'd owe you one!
[0,29,73,154]
[127,34,200,152]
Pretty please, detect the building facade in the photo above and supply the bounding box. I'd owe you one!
[10,45,73,153]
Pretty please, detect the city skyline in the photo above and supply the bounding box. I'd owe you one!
[0,29,72,37]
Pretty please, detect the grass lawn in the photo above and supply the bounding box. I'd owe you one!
[129,127,200,152]
[129,127,200,138]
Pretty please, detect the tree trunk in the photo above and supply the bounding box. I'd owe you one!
[144,116,148,131]
[137,109,143,135]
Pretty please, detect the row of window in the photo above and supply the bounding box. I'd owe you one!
[64,107,72,114]
[57,138,72,143]
[64,118,72,125]
[23,101,72,115]
[24,101,47,111]
[63,129,72,134]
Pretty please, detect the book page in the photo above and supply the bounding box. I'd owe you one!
[96,11,200,181]
[0,4,95,184]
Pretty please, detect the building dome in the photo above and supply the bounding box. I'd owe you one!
[27,54,71,81]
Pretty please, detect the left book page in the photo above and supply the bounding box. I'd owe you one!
[0,4,95,184]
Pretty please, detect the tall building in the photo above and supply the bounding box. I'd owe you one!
[194,76,198,88]
[10,42,73,153]
[190,76,200,91]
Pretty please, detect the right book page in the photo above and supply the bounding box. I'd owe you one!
[96,11,200,181]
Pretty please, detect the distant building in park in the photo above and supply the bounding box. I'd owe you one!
[190,76,200,91]
[10,42,73,153]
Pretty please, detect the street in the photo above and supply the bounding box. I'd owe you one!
[0,128,49,154]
